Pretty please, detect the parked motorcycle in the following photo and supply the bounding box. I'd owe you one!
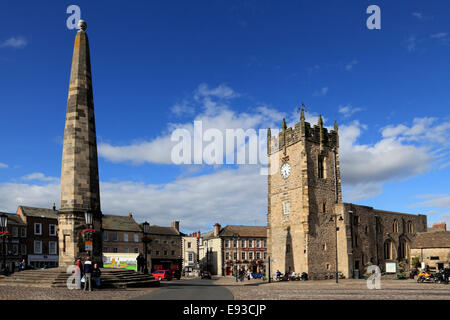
[417,271,435,283]
[434,269,450,284]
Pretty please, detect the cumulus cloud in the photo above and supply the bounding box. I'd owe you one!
[0,163,8,169]
[21,172,59,182]
[0,37,27,49]
[338,105,363,118]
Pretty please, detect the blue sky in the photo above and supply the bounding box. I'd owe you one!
[0,0,449,232]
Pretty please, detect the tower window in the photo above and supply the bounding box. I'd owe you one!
[318,156,326,179]
[322,202,326,213]
[283,201,290,215]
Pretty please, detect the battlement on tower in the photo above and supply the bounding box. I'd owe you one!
[268,111,339,155]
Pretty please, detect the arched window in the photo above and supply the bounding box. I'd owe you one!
[398,239,409,261]
[393,220,399,233]
[407,221,414,233]
[384,240,393,260]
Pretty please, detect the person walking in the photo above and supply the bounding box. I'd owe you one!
[75,259,83,289]
[83,259,93,291]
[92,263,101,288]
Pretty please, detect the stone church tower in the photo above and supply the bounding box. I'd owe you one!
[267,109,343,276]
[58,20,103,267]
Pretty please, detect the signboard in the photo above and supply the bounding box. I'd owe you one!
[103,253,138,271]
[385,262,397,273]
[84,240,93,252]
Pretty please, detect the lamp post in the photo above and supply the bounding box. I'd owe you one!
[142,221,150,274]
[84,211,93,262]
[0,213,8,276]
[329,213,344,283]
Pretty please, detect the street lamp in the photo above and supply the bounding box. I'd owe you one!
[84,211,93,262]
[142,221,150,274]
[0,213,8,276]
[329,213,344,283]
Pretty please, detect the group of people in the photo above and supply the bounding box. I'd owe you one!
[275,270,308,281]
[75,259,102,291]
[136,254,147,273]
[234,267,259,282]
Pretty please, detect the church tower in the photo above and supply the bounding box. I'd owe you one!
[58,20,103,267]
[267,109,342,276]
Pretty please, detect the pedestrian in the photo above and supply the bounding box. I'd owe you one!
[92,263,101,288]
[18,259,26,271]
[136,254,142,273]
[83,259,93,291]
[247,269,251,280]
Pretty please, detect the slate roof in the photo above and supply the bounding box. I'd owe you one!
[102,214,142,232]
[0,212,26,225]
[411,232,450,249]
[18,206,58,219]
[220,225,267,238]
[147,225,180,236]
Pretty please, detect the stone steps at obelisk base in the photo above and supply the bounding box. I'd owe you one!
[0,268,160,289]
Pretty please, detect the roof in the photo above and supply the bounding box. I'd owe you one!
[0,212,26,225]
[102,214,142,232]
[220,225,267,238]
[147,225,180,236]
[411,232,450,249]
[18,206,58,219]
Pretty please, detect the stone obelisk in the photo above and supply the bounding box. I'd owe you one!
[58,20,103,267]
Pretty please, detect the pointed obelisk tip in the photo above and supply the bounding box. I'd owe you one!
[334,120,338,132]
[282,118,287,130]
[300,108,305,122]
[77,19,87,31]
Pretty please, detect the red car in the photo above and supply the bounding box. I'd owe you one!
[152,270,173,281]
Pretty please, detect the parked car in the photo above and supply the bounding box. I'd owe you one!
[201,271,212,279]
[152,270,173,281]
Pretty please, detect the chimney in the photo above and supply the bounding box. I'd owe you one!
[128,212,133,218]
[52,203,56,211]
[197,230,201,239]
[432,222,447,231]
[214,223,221,237]
[171,221,180,232]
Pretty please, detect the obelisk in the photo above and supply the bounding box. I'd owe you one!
[58,20,103,267]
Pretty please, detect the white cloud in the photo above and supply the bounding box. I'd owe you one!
[313,87,328,97]
[344,183,383,202]
[345,60,358,71]
[414,195,450,209]
[412,12,423,20]
[0,163,8,169]
[430,32,447,39]
[0,37,27,49]
[406,36,417,52]
[21,172,59,182]
[338,105,363,118]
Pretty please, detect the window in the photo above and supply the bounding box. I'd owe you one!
[104,232,108,241]
[134,248,139,253]
[188,242,192,248]
[233,252,237,260]
[256,240,260,248]
[225,240,230,248]
[264,252,267,259]
[124,233,128,242]
[393,220,399,233]
[384,240,393,260]
[233,240,237,248]
[21,244,27,255]
[171,250,175,256]
[322,202,326,214]
[248,252,253,260]
[256,252,261,259]
[113,232,118,241]
[283,201,290,215]
[322,244,327,251]
[171,240,175,245]
[263,240,267,248]
[407,221,414,233]
[188,252,194,262]
[318,156,326,179]
[248,240,253,248]
[241,252,246,260]
[34,223,42,235]
[241,240,246,248]
[154,239,160,244]
[34,241,42,254]
[49,241,57,255]
[430,256,440,260]
[103,247,108,253]
[225,252,230,260]
[399,240,409,260]
[353,216,360,225]
[12,227,18,238]
[12,244,18,255]
[21,228,26,238]
[49,224,57,236]
[163,240,168,244]
[113,248,118,253]
[164,250,168,256]
[134,234,139,242]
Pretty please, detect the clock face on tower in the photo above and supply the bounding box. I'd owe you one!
[281,162,291,179]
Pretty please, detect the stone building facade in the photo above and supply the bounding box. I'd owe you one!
[182,232,201,273]
[411,223,450,270]
[147,221,182,271]
[102,213,143,254]
[199,224,267,276]
[267,110,427,279]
